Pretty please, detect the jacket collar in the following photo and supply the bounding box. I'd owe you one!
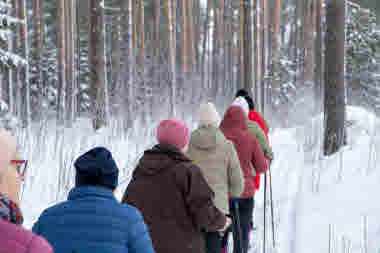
[68,186,116,201]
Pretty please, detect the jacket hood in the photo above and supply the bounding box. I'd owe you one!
[220,106,248,133]
[133,144,190,176]
[189,125,224,150]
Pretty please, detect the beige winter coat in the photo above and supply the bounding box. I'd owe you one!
[187,125,244,214]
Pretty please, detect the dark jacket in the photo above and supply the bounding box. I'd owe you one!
[123,144,226,253]
[33,186,154,253]
[220,106,268,198]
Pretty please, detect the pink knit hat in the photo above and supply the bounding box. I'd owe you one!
[157,119,189,150]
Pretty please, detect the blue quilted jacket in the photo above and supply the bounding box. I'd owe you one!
[32,186,155,253]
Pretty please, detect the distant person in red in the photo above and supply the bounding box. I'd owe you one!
[235,89,269,140]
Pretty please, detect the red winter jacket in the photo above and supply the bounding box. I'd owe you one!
[220,106,268,198]
[248,110,269,139]
[248,110,269,190]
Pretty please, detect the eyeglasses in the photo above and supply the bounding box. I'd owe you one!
[10,160,28,178]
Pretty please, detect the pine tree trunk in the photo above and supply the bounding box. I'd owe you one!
[323,0,346,156]
[201,0,211,86]
[314,0,323,113]
[65,0,74,126]
[194,0,201,72]
[120,0,134,128]
[212,0,219,96]
[89,0,107,130]
[259,0,266,113]
[179,0,188,75]
[8,0,17,114]
[268,0,281,105]
[32,0,44,121]
[57,0,66,125]
[253,0,258,104]
[18,0,30,127]
[186,0,195,73]
[243,0,253,94]
[303,0,315,87]
[137,0,144,66]
[110,0,121,102]
[164,0,177,116]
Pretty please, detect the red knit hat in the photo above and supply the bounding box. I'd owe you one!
[157,119,189,150]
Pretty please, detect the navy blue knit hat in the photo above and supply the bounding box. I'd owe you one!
[74,147,119,190]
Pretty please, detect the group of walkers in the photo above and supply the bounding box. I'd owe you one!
[0,89,273,253]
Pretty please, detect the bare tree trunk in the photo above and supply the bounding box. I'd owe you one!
[32,0,44,120]
[259,0,266,113]
[120,0,134,128]
[324,0,346,156]
[18,0,30,127]
[164,0,177,116]
[65,0,75,126]
[314,0,323,113]
[179,0,188,75]
[9,0,17,114]
[268,0,281,105]
[57,0,66,125]
[303,0,315,86]
[110,0,121,103]
[201,0,211,86]
[186,0,195,73]
[137,0,144,66]
[89,0,107,130]
[253,0,259,103]
[243,0,253,94]
[194,0,201,72]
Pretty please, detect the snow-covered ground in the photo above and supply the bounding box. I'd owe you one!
[19,106,380,253]
[252,106,380,253]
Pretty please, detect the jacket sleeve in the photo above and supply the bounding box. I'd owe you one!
[178,163,226,232]
[250,136,268,174]
[27,234,53,253]
[32,216,43,235]
[128,207,155,253]
[247,121,273,160]
[227,142,244,198]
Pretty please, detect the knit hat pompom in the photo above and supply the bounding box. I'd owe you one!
[231,97,249,116]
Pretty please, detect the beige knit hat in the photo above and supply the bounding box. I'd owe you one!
[199,102,221,128]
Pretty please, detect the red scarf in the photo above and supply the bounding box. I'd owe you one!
[0,194,23,225]
[248,110,269,190]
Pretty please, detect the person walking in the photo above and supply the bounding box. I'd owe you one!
[123,119,231,253]
[220,106,269,253]
[33,147,155,253]
[187,103,244,253]
[0,128,53,253]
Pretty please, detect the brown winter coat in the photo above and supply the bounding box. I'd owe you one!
[187,125,244,214]
[122,144,226,253]
[220,106,268,198]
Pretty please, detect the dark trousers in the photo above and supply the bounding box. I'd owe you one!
[204,231,222,253]
[222,198,254,253]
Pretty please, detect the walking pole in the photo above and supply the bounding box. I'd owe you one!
[269,167,276,249]
[263,173,267,253]
[231,200,243,253]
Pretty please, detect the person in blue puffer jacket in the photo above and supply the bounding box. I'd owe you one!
[32,147,155,253]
